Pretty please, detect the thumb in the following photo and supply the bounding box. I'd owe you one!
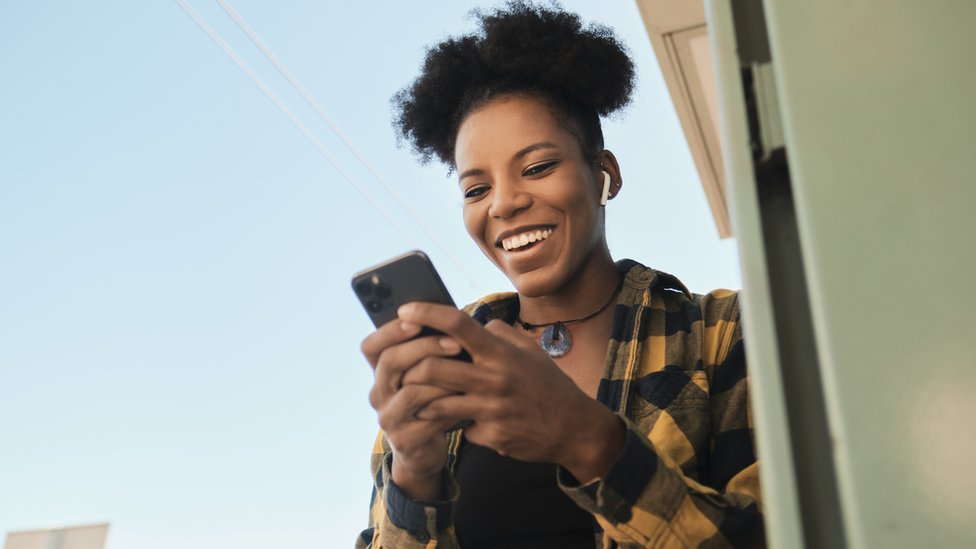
[484,319,536,349]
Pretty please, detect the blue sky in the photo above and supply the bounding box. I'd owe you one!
[0,1,739,546]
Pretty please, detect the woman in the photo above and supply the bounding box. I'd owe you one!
[358,3,762,548]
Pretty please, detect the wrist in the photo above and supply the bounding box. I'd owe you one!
[391,455,445,501]
[558,404,626,483]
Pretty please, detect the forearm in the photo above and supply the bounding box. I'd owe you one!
[558,416,764,548]
[557,399,627,483]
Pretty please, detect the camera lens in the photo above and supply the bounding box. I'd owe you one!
[366,300,383,313]
[374,284,392,299]
[354,280,373,297]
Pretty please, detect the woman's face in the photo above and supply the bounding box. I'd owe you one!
[454,94,611,297]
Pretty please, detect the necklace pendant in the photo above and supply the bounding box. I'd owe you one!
[540,322,572,358]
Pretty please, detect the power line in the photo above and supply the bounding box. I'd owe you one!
[175,0,479,289]
[173,0,424,252]
[214,0,479,289]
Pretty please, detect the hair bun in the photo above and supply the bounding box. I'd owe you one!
[393,1,636,166]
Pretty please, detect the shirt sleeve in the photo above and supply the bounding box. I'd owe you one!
[556,293,764,548]
[356,433,461,549]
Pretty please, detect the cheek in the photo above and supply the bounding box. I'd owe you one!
[568,191,602,246]
[462,205,486,245]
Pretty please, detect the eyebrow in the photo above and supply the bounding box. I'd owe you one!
[457,142,561,182]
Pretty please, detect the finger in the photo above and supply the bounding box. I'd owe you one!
[380,383,457,431]
[373,336,464,405]
[360,319,422,367]
[400,355,490,394]
[383,414,457,458]
[484,319,535,349]
[398,302,496,357]
[414,393,496,423]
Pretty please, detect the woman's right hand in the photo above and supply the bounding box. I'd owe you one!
[361,318,464,500]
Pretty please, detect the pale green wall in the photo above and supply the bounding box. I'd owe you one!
[745,1,976,547]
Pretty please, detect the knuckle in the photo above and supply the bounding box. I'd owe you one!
[398,384,421,407]
[484,319,505,333]
[405,361,430,385]
[377,412,394,433]
[360,338,377,363]
[482,399,504,420]
[368,386,381,410]
[420,399,440,417]
[375,347,401,376]
[445,312,467,332]
[420,335,444,356]
[490,398,516,421]
[488,372,513,395]
[416,355,441,374]
[487,426,509,448]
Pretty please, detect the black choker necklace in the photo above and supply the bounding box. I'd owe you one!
[516,280,622,358]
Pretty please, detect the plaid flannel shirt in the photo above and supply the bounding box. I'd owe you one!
[357,260,763,548]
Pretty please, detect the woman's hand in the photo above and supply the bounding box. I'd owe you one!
[397,302,625,483]
[361,319,465,500]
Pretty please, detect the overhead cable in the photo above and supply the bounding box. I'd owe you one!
[173,0,424,251]
[214,0,479,288]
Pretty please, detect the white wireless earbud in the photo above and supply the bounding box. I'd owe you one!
[599,171,612,206]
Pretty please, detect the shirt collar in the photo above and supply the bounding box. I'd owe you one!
[466,259,692,325]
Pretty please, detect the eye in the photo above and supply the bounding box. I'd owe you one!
[522,160,559,177]
[463,185,489,200]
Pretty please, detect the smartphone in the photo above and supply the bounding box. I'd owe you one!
[351,250,457,329]
[353,250,472,430]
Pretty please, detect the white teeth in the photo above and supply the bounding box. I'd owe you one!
[501,228,553,251]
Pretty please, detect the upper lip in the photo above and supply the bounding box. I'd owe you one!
[493,224,555,247]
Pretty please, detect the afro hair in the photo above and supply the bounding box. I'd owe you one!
[392,1,636,167]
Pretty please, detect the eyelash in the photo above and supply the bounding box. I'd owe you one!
[523,160,558,177]
[462,160,559,200]
[464,186,488,199]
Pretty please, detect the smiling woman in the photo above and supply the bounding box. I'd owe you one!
[0,0,744,547]
[356,2,763,549]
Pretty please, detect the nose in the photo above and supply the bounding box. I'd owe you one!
[487,177,532,219]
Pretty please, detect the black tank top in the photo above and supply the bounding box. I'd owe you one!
[454,438,596,549]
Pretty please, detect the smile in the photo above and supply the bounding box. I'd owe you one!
[500,227,553,251]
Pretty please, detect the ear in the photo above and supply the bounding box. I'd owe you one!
[594,150,623,204]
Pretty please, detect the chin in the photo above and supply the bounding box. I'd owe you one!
[504,264,568,298]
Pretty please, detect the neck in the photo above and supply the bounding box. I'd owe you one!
[517,249,619,325]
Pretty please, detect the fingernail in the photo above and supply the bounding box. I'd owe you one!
[397,303,415,317]
[439,337,460,352]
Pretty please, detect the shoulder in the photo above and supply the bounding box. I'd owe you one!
[619,260,742,357]
[619,259,739,315]
[461,291,519,325]
[694,288,741,327]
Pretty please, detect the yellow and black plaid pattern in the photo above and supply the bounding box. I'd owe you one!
[357,260,763,548]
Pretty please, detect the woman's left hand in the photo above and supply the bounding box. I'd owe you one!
[397,302,625,482]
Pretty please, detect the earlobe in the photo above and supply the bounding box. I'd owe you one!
[599,171,611,206]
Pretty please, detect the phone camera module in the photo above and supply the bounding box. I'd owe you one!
[366,300,383,313]
[354,280,373,297]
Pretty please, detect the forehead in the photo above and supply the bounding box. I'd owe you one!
[454,95,580,168]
